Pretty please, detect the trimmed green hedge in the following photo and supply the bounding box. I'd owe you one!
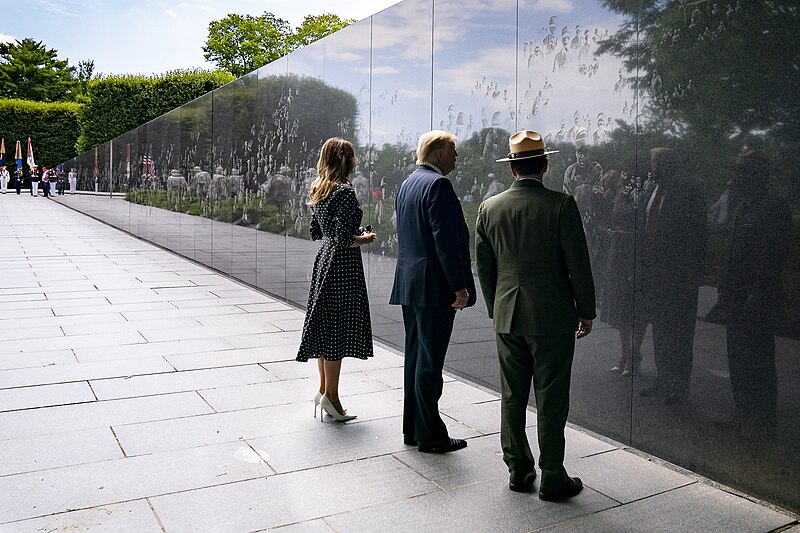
[0,98,81,168]
[77,69,234,152]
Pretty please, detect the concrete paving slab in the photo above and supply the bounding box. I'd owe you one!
[90,364,274,400]
[224,330,302,349]
[0,392,214,439]
[267,519,336,533]
[0,426,123,476]
[149,455,436,533]
[74,338,236,363]
[61,316,202,336]
[536,483,795,533]
[565,449,695,504]
[247,416,422,473]
[0,381,95,412]
[111,401,335,456]
[52,301,176,316]
[166,346,290,370]
[0,331,146,356]
[0,441,274,524]
[197,374,391,412]
[121,305,247,322]
[0,349,78,370]
[0,357,174,389]
[139,322,282,343]
[325,475,617,533]
[0,500,163,533]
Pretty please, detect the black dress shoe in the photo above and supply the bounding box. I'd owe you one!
[403,434,418,446]
[509,471,537,492]
[417,438,467,454]
[539,477,583,501]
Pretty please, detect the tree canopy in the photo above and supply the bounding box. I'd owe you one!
[203,12,356,78]
[0,38,78,102]
[597,0,800,145]
[292,14,356,48]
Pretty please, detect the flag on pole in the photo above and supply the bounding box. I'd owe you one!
[26,137,35,170]
[125,143,131,180]
[15,140,22,169]
[0,138,5,167]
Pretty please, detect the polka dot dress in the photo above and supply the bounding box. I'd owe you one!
[297,184,374,362]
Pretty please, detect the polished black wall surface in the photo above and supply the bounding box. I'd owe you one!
[55,0,800,513]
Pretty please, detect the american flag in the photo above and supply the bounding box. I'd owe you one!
[142,155,154,176]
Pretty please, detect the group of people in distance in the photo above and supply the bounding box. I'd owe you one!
[0,165,77,195]
[296,129,594,501]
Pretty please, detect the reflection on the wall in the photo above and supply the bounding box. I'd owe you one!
[53,0,799,514]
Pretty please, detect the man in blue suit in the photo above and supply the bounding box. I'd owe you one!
[390,130,476,453]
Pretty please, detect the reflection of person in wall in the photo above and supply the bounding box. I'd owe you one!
[476,130,595,499]
[562,134,603,217]
[296,138,377,422]
[30,167,39,196]
[68,168,77,194]
[600,170,646,375]
[14,167,23,194]
[706,150,791,431]
[390,130,476,454]
[639,147,707,405]
[0,166,9,194]
[482,172,506,202]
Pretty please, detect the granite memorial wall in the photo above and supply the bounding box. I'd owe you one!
[55,0,799,513]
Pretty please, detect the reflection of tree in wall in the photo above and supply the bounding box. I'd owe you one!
[598,0,800,203]
[257,74,357,176]
[599,0,800,335]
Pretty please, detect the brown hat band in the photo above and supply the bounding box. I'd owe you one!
[507,148,545,159]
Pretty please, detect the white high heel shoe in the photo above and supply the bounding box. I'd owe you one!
[313,391,323,418]
[319,395,356,422]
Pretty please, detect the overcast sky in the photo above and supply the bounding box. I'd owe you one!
[1,0,402,75]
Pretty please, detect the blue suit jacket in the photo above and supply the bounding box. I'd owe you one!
[390,165,476,308]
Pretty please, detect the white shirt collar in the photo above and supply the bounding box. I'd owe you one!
[425,162,443,175]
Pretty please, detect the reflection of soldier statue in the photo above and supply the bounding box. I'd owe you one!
[482,172,506,202]
[229,168,244,200]
[210,165,228,199]
[351,169,369,205]
[260,165,293,205]
[189,166,211,198]
[563,134,603,219]
[166,169,187,199]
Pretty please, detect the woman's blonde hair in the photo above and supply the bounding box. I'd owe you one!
[309,137,357,205]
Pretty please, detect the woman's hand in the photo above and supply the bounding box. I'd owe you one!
[351,232,377,247]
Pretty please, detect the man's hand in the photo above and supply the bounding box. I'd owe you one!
[576,317,593,339]
[351,232,377,247]
[452,289,469,310]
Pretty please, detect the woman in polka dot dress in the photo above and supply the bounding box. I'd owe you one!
[297,137,376,422]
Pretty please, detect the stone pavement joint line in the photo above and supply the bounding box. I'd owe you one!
[0,194,795,531]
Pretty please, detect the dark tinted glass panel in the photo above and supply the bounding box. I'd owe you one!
[284,41,326,307]
[368,0,433,350]
[255,57,288,299]
[517,0,639,444]
[432,0,516,389]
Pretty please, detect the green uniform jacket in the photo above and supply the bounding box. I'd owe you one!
[476,178,596,336]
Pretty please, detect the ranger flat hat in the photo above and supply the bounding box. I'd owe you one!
[496,130,558,162]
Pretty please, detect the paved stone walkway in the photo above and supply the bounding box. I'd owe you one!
[0,193,795,532]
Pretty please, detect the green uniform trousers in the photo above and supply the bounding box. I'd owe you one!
[497,332,574,490]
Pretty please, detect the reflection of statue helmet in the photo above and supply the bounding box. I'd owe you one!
[487,173,495,179]
[491,112,503,126]
[192,165,202,173]
[215,166,224,174]
[169,169,182,176]
[575,130,590,150]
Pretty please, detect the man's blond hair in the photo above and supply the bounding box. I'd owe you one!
[416,130,457,165]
